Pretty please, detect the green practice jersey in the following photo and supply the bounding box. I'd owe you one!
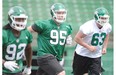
[3,30,8,45]
[32,19,72,60]
[2,29,32,73]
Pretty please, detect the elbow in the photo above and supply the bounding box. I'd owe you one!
[74,36,79,43]
[27,26,34,33]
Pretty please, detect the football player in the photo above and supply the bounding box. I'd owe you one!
[28,3,72,75]
[2,6,33,75]
[72,7,112,75]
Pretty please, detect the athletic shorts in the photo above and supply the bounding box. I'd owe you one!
[3,71,22,75]
[72,52,101,75]
[36,54,64,75]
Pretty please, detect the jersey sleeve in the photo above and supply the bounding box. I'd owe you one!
[107,24,112,34]
[67,25,72,35]
[79,23,92,35]
[25,29,33,44]
[32,20,45,33]
[2,30,8,45]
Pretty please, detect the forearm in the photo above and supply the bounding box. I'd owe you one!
[74,31,91,50]
[103,34,109,49]
[75,37,90,50]
[2,59,5,65]
[25,44,32,67]
[25,51,32,67]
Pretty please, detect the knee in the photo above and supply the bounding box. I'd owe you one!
[57,70,65,75]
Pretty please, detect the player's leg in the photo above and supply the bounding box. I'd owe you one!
[89,57,101,75]
[59,50,67,67]
[101,66,105,72]
[36,54,65,75]
[57,70,65,75]
[83,61,104,75]
[59,56,65,67]
[36,67,48,75]
[83,73,88,75]
[101,61,105,72]
[3,73,8,75]
[72,52,90,75]
[3,72,22,75]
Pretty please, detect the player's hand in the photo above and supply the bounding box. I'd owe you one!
[88,46,97,52]
[66,35,72,45]
[3,61,19,72]
[102,48,107,55]
[22,66,31,75]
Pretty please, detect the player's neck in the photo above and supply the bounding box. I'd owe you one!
[53,20,61,26]
[96,23,103,29]
[11,29,21,38]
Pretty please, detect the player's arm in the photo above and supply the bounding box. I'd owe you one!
[74,30,96,52]
[3,59,19,72]
[66,24,72,45]
[22,43,32,75]
[66,35,72,45]
[2,44,6,64]
[103,34,109,49]
[27,25,36,33]
[2,59,6,64]
[102,34,109,54]
[2,35,19,72]
[25,43,32,67]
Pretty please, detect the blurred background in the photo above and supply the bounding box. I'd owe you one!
[3,0,113,75]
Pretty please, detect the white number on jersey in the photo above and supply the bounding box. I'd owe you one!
[50,30,67,45]
[5,43,26,60]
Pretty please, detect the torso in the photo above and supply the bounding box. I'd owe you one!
[34,19,72,60]
[75,19,112,58]
[3,29,32,73]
